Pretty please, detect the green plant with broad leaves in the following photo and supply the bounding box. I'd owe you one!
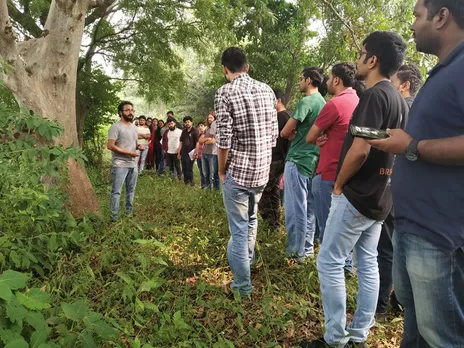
[0,270,119,347]
[0,101,92,275]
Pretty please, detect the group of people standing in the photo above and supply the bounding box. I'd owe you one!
[106,0,463,347]
[214,0,464,347]
[129,111,221,189]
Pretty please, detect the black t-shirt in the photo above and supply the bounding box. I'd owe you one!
[180,127,199,154]
[272,110,291,162]
[336,81,409,221]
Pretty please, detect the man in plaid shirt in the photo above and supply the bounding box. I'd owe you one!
[215,47,278,297]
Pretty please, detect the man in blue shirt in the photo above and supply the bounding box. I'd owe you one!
[369,0,464,346]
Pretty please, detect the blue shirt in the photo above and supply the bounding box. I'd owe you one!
[392,42,464,254]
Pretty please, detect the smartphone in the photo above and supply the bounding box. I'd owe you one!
[350,125,390,140]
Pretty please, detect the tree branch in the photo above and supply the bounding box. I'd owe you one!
[85,0,117,26]
[0,0,18,62]
[7,0,42,38]
[320,0,361,51]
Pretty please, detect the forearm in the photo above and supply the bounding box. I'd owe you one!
[418,136,464,166]
[335,150,369,190]
[217,148,229,174]
[177,143,182,155]
[108,144,132,156]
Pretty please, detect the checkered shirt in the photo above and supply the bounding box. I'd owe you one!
[215,73,278,188]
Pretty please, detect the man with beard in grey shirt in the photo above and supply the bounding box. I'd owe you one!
[107,101,143,221]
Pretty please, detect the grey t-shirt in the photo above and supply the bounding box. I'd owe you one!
[202,121,217,155]
[108,120,138,168]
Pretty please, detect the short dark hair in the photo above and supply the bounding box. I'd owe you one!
[424,0,464,28]
[167,111,174,116]
[332,62,357,87]
[273,89,286,106]
[303,67,328,97]
[397,64,423,96]
[362,31,406,79]
[198,121,206,126]
[138,115,146,120]
[147,117,152,121]
[221,47,247,73]
[153,118,158,121]
[332,62,366,97]
[117,101,133,114]
[183,116,193,122]
[158,120,165,125]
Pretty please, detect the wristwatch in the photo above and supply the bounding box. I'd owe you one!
[404,138,420,161]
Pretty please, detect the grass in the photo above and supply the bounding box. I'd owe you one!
[42,165,403,347]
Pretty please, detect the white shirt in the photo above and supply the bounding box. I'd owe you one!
[137,126,150,145]
[167,128,182,154]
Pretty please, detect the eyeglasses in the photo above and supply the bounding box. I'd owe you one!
[356,50,372,60]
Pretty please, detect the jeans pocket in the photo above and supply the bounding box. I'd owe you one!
[342,199,365,229]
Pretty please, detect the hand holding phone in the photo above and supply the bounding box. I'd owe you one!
[350,125,390,140]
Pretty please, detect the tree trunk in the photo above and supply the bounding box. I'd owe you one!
[0,0,99,216]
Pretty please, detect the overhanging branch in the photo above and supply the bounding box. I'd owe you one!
[320,0,361,51]
[7,0,42,38]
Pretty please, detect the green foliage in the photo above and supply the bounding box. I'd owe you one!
[0,104,91,275]
[0,270,118,347]
[77,65,122,166]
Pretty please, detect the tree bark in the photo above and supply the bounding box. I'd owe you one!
[0,0,99,216]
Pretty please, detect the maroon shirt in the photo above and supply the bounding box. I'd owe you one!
[314,88,359,181]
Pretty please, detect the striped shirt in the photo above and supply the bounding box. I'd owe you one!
[215,73,278,187]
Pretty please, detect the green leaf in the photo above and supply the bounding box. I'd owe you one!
[138,279,165,293]
[4,338,28,348]
[26,312,48,330]
[0,270,29,290]
[6,297,27,326]
[85,319,118,340]
[30,328,50,348]
[62,300,88,322]
[16,289,50,310]
[0,329,23,345]
[83,312,102,324]
[133,337,141,348]
[0,284,13,301]
[133,239,166,248]
[115,272,134,286]
[78,332,97,348]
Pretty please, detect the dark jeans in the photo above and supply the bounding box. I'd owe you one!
[258,160,284,228]
[197,158,206,188]
[155,147,164,173]
[376,210,400,314]
[166,153,181,180]
[202,154,220,189]
[181,153,194,185]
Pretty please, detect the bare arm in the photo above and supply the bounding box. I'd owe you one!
[107,139,139,157]
[334,137,371,194]
[306,124,323,145]
[369,129,464,166]
[217,148,229,182]
[418,136,464,165]
[281,118,298,139]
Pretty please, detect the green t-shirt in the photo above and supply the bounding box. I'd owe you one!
[286,92,326,178]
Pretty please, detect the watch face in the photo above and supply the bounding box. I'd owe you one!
[406,151,418,161]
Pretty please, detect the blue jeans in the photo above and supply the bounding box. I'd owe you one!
[313,174,353,272]
[222,172,265,295]
[393,229,464,348]
[317,193,382,346]
[202,154,220,189]
[137,145,149,173]
[197,158,206,188]
[284,161,316,261]
[110,167,138,220]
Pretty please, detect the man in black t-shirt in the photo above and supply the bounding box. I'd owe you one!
[302,32,408,348]
[258,89,290,229]
[179,116,199,186]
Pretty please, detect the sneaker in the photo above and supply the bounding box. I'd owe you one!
[346,341,368,348]
[299,338,333,348]
[376,311,388,323]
